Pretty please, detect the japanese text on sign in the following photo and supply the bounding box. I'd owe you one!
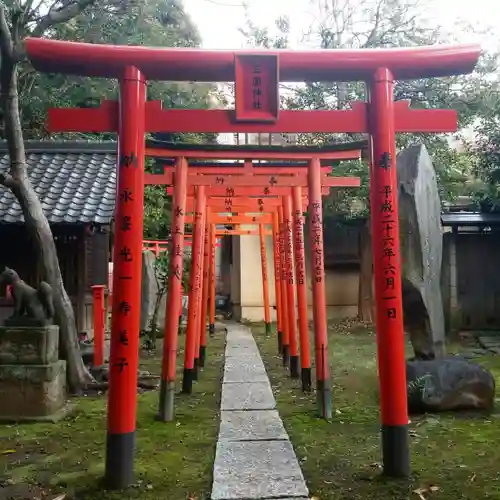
[252,63,262,109]
[234,54,279,123]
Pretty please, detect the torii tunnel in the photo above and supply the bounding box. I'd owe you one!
[24,37,480,489]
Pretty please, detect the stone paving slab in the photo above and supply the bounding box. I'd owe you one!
[221,381,276,411]
[212,323,308,500]
[218,410,288,442]
[224,359,269,383]
[211,440,309,500]
[225,347,261,359]
[225,341,260,354]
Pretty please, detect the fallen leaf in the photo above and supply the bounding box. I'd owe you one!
[429,486,440,492]
[413,487,427,500]
[469,473,476,482]
[1,449,16,455]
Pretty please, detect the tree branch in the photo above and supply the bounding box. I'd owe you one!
[0,5,14,60]
[31,0,99,37]
[0,171,19,189]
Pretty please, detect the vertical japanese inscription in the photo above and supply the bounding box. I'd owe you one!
[378,153,398,320]
[273,219,281,286]
[294,210,305,285]
[112,152,138,375]
[260,228,268,283]
[284,216,294,286]
[279,219,287,283]
[170,205,184,282]
[193,207,203,320]
[310,202,323,284]
[252,63,262,109]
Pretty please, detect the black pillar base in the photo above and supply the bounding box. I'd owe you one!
[265,322,272,336]
[209,323,215,338]
[282,344,290,367]
[301,367,312,392]
[193,357,199,381]
[104,431,136,489]
[290,355,300,379]
[381,424,411,478]
[199,345,207,367]
[182,368,194,394]
[157,379,175,422]
[316,378,333,420]
[277,331,283,354]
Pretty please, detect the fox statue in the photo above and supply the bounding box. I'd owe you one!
[0,267,55,325]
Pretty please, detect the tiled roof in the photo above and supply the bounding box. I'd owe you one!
[0,141,117,224]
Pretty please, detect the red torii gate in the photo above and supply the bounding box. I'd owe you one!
[24,37,480,487]
[146,147,360,396]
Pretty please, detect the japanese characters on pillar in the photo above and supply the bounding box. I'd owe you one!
[285,216,294,287]
[112,159,136,370]
[234,54,279,122]
[279,216,288,285]
[310,202,324,284]
[378,153,398,319]
[225,186,234,212]
[171,205,185,282]
[260,231,268,283]
[294,210,305,286]
[105,65,146,489]
[369,67,409,477]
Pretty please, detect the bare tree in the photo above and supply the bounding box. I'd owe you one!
[0,0,100,392]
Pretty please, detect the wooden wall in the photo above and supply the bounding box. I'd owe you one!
[452,231,500,330]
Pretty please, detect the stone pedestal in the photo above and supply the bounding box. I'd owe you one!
[0,325,68,421]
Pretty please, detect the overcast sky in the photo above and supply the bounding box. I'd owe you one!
[183,0,498,50]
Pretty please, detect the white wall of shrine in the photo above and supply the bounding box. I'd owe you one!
[229,226,359,322]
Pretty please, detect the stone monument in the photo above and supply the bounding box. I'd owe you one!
[0,267,67,421]
[396,147,496,413]
[397,145,446,359]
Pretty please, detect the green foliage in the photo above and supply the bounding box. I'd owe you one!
[241,0,499,217]
[13,0,221,241]
[153,250,192,294]
[16,0,216,141]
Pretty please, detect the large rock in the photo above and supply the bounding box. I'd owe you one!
[406,357,495,414]
[397,144,445,359]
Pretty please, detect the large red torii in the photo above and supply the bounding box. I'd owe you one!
[23,37,481,489]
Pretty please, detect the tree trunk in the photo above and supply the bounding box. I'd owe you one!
[0,55,94,393]
[358,218,375,322]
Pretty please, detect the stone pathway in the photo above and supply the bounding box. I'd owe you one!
[211,324,309,500]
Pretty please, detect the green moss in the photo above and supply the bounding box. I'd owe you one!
[254,320,500,500]
[0,334,225,500]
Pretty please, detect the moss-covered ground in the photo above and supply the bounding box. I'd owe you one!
[0,333,225,500]
[254,320,500,500]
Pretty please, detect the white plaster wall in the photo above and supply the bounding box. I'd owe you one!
[230,228,359,322]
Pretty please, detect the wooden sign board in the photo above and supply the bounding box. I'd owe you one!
[234,54,279,123]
